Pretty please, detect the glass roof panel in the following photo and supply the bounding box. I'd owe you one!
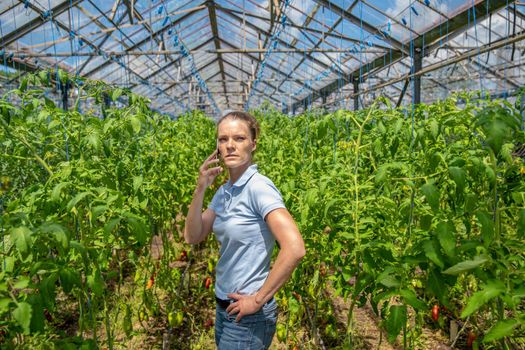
[54,5,94,31]
[199,63,220,78]
[217,14,264,47]
[15,20,72,54]
[89,62,123,80]
[0,2,19,14]
[389,2,446,36]
[287,0,317,25]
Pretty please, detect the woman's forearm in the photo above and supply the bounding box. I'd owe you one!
[184,186,206,244]
[255,245,305,305]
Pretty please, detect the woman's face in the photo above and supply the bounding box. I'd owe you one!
[217,118,256,170]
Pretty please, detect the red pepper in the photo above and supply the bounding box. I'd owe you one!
[431,304,439,321]
[466,332,476,348]
[146,275,155,289]
[204,319,214,328]
[205,277,212,289]
[180,250,188,261]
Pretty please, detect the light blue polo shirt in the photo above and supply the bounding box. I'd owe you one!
[208,164,286,300]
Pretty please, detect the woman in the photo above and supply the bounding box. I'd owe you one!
[184,111,305,349]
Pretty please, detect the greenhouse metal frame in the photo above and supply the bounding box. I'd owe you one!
[1,0,524,117]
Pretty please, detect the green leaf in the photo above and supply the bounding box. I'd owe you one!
[126,217,148,245]
[0,298,12,313]
[112,88,123,101]
[130,116,141,134]
[44,96,55,109]
[70,241,87,257]
[59,268,81,294]
[517,209,525,239]
[39,273,58,309]
[429,119,439,139]
[317,120,327,139]
[375,165,388,183]
[476,211,494,246]
[3,256,14,273]
[448,166,466,192]
[19,77,28,92]
[386,305,407,343]
[38,70,49,84]
[104,217,121,235]
[84,133,101,151]
[27,294,45,332]
[48,119,61,130]
[421,183,440,213]
[483,319,519,343]
[87,269,105,297]
[288,296,300,315]
[500,143,514,164]
[67,191,91,211]
[13,302,32,334]
[464,194,477,213]
[91,205,108,221]
[443,256,488,275]
[10,226,32,256]
[323,199,338,220]
[377,270,400,288]
[436,221,456,258]
[461,280,505,318]
[485,120,508,154]
[423,239,444,269]
[484,165,496,186]
[398,289,426,310]
[420,214,432,231]
[13,277,30,289]
[58,69,68,84]
[40,223,69,251]
[133,175,143,193]
[51,182,70,201]
[427,268,447,303]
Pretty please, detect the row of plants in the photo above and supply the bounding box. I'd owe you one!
[1,70,524,348]
[253,95,525,349]
[1,70,218,348]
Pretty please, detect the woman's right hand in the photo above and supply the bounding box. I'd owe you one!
[197,150,223,190]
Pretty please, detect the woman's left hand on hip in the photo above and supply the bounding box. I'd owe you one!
[226,293,262,322]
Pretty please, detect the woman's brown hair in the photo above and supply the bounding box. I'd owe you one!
[217,111,260,141]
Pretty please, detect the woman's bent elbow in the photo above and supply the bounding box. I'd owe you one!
[294,244,306,261]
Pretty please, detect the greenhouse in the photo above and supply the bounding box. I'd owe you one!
[1,0,524,349]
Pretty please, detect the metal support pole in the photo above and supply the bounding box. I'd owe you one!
[353,79,359,111]
[413,50,422,105]
[101,92,111,119]
[397,79,410,108]
[520,91,525,130]
[61,82,69,111]
[103,93,111,108]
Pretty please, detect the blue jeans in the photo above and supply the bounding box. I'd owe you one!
[215,298,277,350]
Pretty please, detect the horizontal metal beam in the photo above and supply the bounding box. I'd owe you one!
[7,48,387,57]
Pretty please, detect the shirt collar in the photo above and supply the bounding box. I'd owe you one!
[227,164,258,188]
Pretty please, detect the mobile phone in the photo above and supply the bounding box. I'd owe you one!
[216,139,220,159]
